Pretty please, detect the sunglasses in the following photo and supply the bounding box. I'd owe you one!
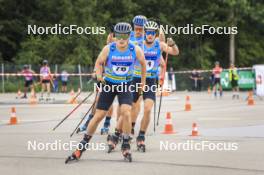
[115,33,130,40]
[145,30,156,36]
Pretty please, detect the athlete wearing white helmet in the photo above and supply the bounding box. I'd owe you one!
[132,20,179,151]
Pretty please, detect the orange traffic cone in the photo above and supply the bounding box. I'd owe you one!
[9,107,18,125]
[70,89,75,96]
[162,112,175,134]
[185,95,192,111]
[247,91,254,106]
[29,89,37,105]
[190,123,199,136]
[68,89,77,104]
[16,89,22,99]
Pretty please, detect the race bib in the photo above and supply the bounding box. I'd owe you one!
[113,65,129,75]
[146,60,155,71]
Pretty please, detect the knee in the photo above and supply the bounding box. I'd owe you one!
[144,102,153,114]
[121,110,130,118]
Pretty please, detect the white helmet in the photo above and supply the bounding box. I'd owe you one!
[144,21,159,31]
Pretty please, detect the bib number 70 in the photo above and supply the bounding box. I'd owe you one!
[113,65,129,75]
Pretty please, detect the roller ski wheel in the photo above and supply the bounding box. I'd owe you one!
[65,150,82,164]
[137,142,146,152]
[39,97,44,102]
[136,137,146,152]
[100,127,109,135]
[46,97,55,103]
[76,125,87,134]
[107,135,118,153]
[76,128,81,134]
[122,149,132,162]
[107,144,115,153]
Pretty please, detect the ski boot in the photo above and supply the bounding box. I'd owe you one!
[76,114,93,134]
[136,135,146,152]
[101,117,111,135]
[65,134,90,164]
[214,91,217,99]
[65,149,83,164]
[100,127,109,135]
[107,134,119,153]
[219,90,223,99]
[121,140,132,162]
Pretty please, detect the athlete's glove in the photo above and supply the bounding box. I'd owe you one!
[96,74,105,85]
[159,76,164,86]
[167,38,175,47]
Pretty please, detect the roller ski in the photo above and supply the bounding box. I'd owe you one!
[76,125,86,134]
[39,96,45,102]
[100,127,109,135]
[136,135,146,152]
[76,114,93,134]
[46,96,55,103]
[121,141,132,162]
[101,116,111,135]
[65,150,83,164]
[107,134,119,153]
[65,134,91,164]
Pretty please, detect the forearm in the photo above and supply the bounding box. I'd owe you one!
[94,60,103,78]
[159,29,165,42]
[140,65,146,85]
[170,44,179,55]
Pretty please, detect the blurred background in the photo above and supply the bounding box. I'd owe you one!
[0,0,263,92]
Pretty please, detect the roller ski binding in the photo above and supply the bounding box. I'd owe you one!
[76,114,93,134]
[136,135,146,152]
[65,134,91,164]
[100,127,109,135]
[39,96,44,102]
[107,134,119,153]
[65,150,82,164]
[121,142,132,162]
[76,125,86,134]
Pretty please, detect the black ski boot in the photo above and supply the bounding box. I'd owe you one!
[65,134,91,164]
[136,135,146,152]
[121,139,132,162]
[107,134,119,153]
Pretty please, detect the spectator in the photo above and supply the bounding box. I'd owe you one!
[20,64,35,98]
[52,75,59,93]
[229,63,239,99]
[61,70,69,93]
[212,61,223,98]
[190,69,203,91]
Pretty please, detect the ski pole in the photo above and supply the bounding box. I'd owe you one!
[157,40,169,126]
[69,91,98,137]
[52,91,92,131]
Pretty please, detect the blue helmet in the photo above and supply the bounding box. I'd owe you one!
[132,15,147,27]
[114,22,132,34]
